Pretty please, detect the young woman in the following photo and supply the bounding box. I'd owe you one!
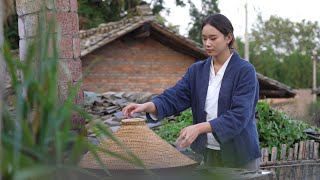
[122,14,261,170]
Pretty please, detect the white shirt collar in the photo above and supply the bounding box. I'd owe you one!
[211,53,233,76]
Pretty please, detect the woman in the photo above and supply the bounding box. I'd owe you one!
[122,14,261,170]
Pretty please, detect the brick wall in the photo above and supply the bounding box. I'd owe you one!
[82,36,196,94]
[16,0,84,126]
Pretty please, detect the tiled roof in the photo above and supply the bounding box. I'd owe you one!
[79,14,207,59]
[257,73,296,98]
[80,16,146,57]
[84,91,177,137]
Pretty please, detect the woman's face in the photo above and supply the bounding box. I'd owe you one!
[201,24,231,57]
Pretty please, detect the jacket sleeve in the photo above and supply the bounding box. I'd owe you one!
[148,67,192,120]
[210,65,258,144]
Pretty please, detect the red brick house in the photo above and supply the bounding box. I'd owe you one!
[80,4,295,99]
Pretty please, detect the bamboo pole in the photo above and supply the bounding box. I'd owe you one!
[314,142,319,159]
[294,143,299,160]
[269,147,276,175]
[312,164,317,180]
[260,159,320,167]
[306,140,310,159]
[288,148,293,161]
[296,164,302,180]
[310,140,315,159]
[281,144,287,161]
[298,141,305,160]
[263,148,269,162]
[279,144,286,179]
[271,147,277,162]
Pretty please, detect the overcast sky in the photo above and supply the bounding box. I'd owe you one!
[145,0,319,39]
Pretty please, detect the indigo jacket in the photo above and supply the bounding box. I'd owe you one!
[148,51,261,167]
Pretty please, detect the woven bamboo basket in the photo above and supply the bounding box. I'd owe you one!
[79,118,197,170]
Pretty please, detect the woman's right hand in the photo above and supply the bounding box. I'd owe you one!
[122,102,157,118]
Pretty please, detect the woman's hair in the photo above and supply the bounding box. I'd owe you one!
[201,14,235,49]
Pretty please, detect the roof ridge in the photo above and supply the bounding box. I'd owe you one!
[150,21,203,49]
[79,16,143,39]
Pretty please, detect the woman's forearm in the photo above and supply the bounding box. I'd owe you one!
[144,102,158,115]
[195,122,213,134]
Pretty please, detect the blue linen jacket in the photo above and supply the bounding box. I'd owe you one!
[148,51,261,167]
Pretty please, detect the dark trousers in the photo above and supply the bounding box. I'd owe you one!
[205,148,224,167]
[204,148,260,170]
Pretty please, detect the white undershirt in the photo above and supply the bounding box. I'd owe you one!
[205,54,232,150]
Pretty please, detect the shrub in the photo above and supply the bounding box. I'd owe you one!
[257,101,319,150]
[154,109,192,143]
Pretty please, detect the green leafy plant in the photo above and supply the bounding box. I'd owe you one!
[1,8,145,180]
[257,101,319,151]
[154,109,192,143]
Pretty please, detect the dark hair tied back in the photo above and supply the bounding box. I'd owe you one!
[201,14,235,49]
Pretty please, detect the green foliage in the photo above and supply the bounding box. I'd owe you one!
[235,37,245,57]
[251,15,296,56]
[244,15,320,89]
[187,0,220,43]
[1,10,145,179]
[257,101,319,151]
[150,0,186,15]
[78,0,187,30]
[154,109,192,142]
[4,14,18,49]
[78,0,138,29]
[249,48,316,88]
[251,15,320,56]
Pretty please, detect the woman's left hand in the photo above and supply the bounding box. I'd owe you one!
[176,124,201,149]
